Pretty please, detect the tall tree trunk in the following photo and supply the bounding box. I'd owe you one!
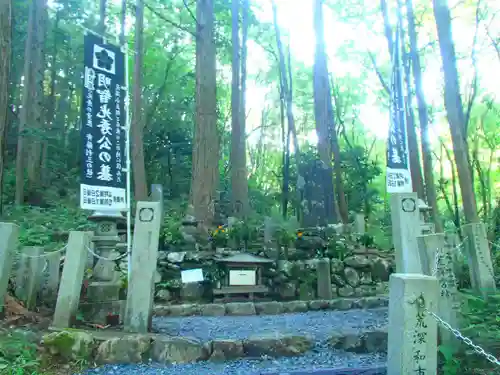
[190,0,219,228]
[131,0,148,201]
[0,0,11,213]
[40,11,60,187]
[272,0,302,221]
[27,0,47,190]
[433,0,479,223]
[230,0,248,218]
[406,0,442,232]
[15,0,36,205]
[120,0,126,44]
[313,0,344,223]
[99,0,106,35]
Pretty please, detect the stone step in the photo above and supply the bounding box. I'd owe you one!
[154,296,388,317]
[43,325,388,366]
[260,368,386,375]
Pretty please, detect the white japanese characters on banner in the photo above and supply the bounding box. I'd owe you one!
[80,34,126,210]
[386,21,412,193]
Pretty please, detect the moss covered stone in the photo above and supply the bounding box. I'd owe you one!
[42,330,94,360]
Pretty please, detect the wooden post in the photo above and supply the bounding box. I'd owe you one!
[390,192,423,273]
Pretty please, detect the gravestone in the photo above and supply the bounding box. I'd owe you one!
[0,223,19,314]
[125,201,162,333]
[461,223,496,299]
[53,232,90,329]
[387,274,438,375]
[300,159,332,227]
[15,247,44,310]
[316,258,332,300]
[390,193,423,273]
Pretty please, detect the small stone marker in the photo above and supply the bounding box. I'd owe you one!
[390,193,423,273]
[354,213,365,235]
[150,184,164,222]
[0,223,19,313]
[316,258,332,300]
[436,240,459,348]
[387,273,438,375]
[125,201,162,333]
[461,223,496,299]
[40,251,61,306]
[417,233,445,276]
[52,231,90,329]
[15,247,44,310]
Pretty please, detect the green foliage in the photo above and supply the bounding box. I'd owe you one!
[438,344,461,375]
[0,203,93,248]
[0,331,40,374]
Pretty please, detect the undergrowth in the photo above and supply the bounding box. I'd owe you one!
[439,291,500,375]
[0,330,41,375]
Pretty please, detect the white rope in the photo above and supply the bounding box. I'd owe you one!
[85,245,127,262]
[19,244,68,259]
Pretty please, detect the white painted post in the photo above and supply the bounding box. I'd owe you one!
[387,274,439,375]
[124,201,162,333]
[52,232,90,329]
[0,223,19,314]
[461,223,496,299]
[390,192,423,273]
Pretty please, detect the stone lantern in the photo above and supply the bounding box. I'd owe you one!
[84,210,127,324]
[418,199,435,235]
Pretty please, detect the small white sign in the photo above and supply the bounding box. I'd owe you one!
[181,268,204,283]
[229,270,256,286]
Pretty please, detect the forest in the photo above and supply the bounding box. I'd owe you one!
[0,0,499,372]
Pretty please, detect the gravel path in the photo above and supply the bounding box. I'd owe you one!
[152,307,388,343]
[81,351,386,375]
[79,308,388,375]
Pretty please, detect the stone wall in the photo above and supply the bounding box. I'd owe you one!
[155,248,394,304]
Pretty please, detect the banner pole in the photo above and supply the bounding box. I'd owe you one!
[123,44,132,283]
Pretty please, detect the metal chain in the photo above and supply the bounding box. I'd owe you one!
[425,308,500,367]
[85,245,127,262]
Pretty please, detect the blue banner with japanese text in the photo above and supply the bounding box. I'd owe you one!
[80,33,126,210]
